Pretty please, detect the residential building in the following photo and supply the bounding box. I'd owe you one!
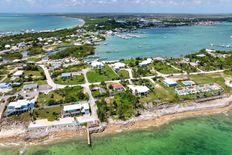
[0,83,11,89]
[111,83,124,92]
[110,62,126,70]
[163,79,177,87]
[63,102,90,117]
[23,84,38,92]
[5,99,35,116]
[61,73,72,79]
[12,70,24,78]
[128,85,150,95]
[91,61,104,69]
[139,58,153,67]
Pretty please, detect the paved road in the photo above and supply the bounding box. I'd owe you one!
[39,65,65,90]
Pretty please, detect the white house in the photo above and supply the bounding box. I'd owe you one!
[139,58,153,67]
[91,61,104,69]
[110,62,126,70]
[12,70,24,78]
[63,102,90,117]
[5,99,35,116]
[128,85,150,95]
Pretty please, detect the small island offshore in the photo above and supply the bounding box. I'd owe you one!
[0,14,232,154]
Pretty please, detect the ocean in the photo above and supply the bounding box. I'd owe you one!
[0,14,82,34]
[94,22,232,60]
[1,110,232,155]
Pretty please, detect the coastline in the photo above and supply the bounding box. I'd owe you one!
[0,95,232,149]
[0,14,85,36]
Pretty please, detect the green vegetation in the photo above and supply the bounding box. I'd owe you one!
[132,79,154,89]
[37,86,88,107]
[49,45,95,59]
[186,49,232,71]
[55,75,85,85]
[97,91,139,121]
[139,84,179,104]
[151,60,182,74]
[189,73,231,93]
[167,59,198,73]
[28,46,44,56]
[133,66,155,77]
[51,63,87,77]
[1,52,23,60]
[90,84,108,98]
[24,64,46,84]
[118,70,130,79]
[87,65,119,83]
[33,107,62,121]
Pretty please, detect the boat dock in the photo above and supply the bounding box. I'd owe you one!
[86,127,91,146]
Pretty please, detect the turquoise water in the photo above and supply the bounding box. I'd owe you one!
[95,22,232,60]
[1,110,231,155]
[0,14,82,33]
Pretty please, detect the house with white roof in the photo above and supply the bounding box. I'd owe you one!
[128,85,150,96]
[110,62,126,70]
[13,70,24,78]
[139,58,153,67]
[63,102,90,117]
[5,99,35,116]
[91,61,104,69]
[163,79,177,87]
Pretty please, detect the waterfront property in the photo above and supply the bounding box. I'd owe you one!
[128,85,150,96]
[110,62,126,70]
[163,79,177,87]
[5,99,35,116]
[175,83,223,96]
[139,58,153,67]
[63,102,90,117]
[91,61,104,69]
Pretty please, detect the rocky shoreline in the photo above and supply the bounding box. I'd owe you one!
[0,95,232,148]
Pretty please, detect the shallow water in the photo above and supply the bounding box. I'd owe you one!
[7,110,231,155]
[0,14,82,33]
[95,22,232,60]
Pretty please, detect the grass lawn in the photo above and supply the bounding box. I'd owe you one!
[37,86,88,107]
[118,70,130,79]
[55,75,85,85]
[132,79,154,89]
[24,66,46,84]
[139,84,179,104]
[87,65,119,83]
[9,111,32,122]
[33,106,62,121]
[151,61,182,74]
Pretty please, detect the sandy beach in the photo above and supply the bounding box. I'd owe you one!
[0,95,232,148]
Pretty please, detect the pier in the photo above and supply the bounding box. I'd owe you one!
[86,127,92,146]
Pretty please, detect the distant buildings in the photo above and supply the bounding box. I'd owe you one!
[139,58,153,67]
[63,102,90,117]
[128,85,150,96]
[5,99,35,116]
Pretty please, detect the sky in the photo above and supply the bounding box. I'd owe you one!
[0,0,232,14]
